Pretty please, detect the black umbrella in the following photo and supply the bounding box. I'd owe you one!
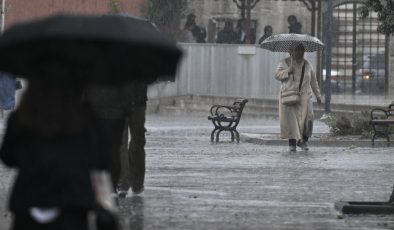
[0,14,182,84]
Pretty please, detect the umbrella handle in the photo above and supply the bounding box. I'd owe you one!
[290,57,294,80]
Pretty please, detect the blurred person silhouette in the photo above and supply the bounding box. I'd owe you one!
[179,13,205,43]
[288,15,302,34]
[179,14,196,43]
[216,20,237,44]
[117,82,148,197]
[258,25,273,44]
[85,81,148,197]
[249,27,257,44]
[195,27,207,43]
[0,73,111,229]
[235,19,248,44]
[274,43,321,152]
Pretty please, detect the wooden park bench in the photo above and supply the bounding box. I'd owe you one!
[208,98,248,143]
[370,103,394,143]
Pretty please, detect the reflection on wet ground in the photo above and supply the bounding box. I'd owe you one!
[1,115,394,230]
[114,115,394,230]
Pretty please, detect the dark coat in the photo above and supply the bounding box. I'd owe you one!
[216,30,237,44]
[85,83,148,119]
[0,110,110,212]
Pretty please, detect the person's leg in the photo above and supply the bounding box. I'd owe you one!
[98,118,125,191]
[298,98,313,151]
[128,106,146,194]
[289,139,296,151]
[117,120,131,196]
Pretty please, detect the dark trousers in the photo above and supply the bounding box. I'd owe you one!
[97,118,125,190]
[12,210,88,230]
[118,106,146,192]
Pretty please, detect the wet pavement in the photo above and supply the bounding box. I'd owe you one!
[1,114,394,229]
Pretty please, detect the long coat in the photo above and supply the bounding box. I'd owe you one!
[274,57,321,140]
[0,109,110,211]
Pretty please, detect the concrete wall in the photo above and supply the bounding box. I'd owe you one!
[148,43,317,100]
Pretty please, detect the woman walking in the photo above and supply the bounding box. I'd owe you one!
[274,43,321,151]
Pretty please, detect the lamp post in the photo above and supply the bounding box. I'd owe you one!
[323,0,333,113]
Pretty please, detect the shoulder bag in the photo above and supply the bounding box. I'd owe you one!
[281,62,306,106]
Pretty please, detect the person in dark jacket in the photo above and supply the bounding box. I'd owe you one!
[216,20,237,44]
[288,15,302,34]
[258,25,273,44]
[85,82,148,196]
[0,76,110,230]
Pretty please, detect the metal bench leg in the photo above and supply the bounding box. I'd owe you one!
[234,130,240,143]
[211,128,218,142]
[230,130,235,142]
[216,130,222,142]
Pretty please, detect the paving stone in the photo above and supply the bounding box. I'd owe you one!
[1,115,394,230]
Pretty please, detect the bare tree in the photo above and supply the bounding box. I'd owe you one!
[142,0,187,40]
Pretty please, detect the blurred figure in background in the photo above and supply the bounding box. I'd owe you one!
[258,25,273,44]
[216,20,237,44]
[288,15,302,34]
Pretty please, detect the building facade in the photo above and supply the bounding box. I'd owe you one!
[185,0,312,43]
[184,0,393,97]
[3,0,143,29]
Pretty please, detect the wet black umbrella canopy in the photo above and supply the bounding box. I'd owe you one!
[0,14,183,84]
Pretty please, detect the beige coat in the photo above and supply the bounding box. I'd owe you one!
[274,57,321,140]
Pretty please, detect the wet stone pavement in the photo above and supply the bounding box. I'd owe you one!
[1,115,394,229]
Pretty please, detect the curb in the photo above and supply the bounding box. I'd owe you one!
[241,133,394,148]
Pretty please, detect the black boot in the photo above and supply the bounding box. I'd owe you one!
[289,139,296,152]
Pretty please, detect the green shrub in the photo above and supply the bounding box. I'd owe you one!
[322,111,372,137]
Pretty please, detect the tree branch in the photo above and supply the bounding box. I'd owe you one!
[250,0,261,9]
[232,0,242,9]
[300,0,313,11]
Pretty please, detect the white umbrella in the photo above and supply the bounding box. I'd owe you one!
[260,33,324,52]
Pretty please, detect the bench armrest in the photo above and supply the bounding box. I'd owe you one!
[371,108,389,120]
